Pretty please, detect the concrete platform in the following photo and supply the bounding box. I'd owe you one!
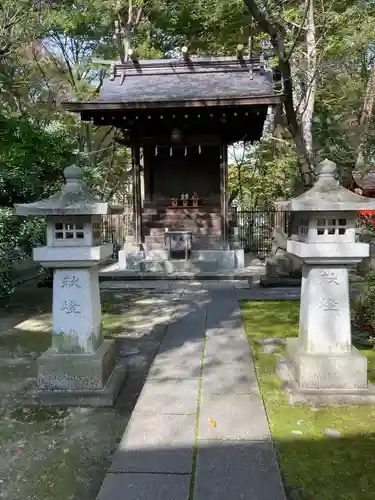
[98,255,265,282]
[95,286,286,500]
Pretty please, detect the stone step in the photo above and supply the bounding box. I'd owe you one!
[140,259,220,273]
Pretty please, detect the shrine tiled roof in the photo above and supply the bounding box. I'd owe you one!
[63,55,282,111]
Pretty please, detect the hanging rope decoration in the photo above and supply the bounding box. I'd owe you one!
[155,144,203,156]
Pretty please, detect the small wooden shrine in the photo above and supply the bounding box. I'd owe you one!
[63,47,283,251]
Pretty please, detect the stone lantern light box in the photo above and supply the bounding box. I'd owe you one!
[278,159,375,397]
[14,165,126,406]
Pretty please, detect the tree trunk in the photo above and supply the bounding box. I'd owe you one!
[276,36,315,187]
[243,0,315,188]
[355,63,375,170]
[300,0,316,162]
[116,1,144,62]
[272,104,285,160]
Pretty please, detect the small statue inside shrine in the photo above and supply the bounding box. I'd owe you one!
[192,192,199,207]
[181,193,189,207]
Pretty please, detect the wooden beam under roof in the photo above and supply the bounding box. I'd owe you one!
[63,95,283,113]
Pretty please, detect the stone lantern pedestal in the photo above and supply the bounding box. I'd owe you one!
[15,166,126,406]
[278,159,375,400]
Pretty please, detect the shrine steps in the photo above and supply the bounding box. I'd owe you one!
[142,208,227,249]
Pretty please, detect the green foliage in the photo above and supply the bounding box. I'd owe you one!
[0,116,74,300]
[352,272,375,334]
[0,115,76,206]
[228,138,300,209]
[151,0,251,55]
[0,209,46,301]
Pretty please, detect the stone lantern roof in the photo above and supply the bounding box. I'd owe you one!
[278,159,375,212]
[14,165,123,216]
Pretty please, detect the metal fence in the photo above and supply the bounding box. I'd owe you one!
[101,212,131,259]
[236,209,292,259]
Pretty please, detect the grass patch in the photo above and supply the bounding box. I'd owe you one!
[240,300,375,500]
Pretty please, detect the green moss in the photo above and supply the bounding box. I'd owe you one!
[240,300,375,500]
[51,331,84,353]
[102,313,126,338]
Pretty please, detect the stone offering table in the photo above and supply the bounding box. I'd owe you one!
[15,165,126,406]
[278,159,375,398]
[165,230,192,260]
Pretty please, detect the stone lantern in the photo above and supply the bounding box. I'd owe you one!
[14,165,126,406]
[278,159,375,395]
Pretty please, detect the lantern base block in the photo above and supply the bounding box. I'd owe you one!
[24,340,127,407]
[285,337,367,392]
[277,361,375,406]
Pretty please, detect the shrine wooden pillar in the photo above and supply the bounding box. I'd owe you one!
[220,142,229,248]
[132,144,142,246]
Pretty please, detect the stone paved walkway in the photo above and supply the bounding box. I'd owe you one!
[96,284,286,500]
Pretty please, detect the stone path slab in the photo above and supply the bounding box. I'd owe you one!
[96,285,286,500]
[97,473,191,500]
[133,377,200,415]
[109,414,196,474]
[195,441,286,500]
[202,361,258,394]
[199,393,271,441]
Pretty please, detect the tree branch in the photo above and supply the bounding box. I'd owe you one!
[286,0,310,62]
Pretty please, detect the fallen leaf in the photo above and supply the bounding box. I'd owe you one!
[208,418,217,427]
